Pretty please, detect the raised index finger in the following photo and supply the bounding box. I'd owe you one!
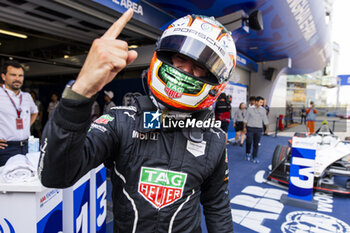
[102,8,134,39]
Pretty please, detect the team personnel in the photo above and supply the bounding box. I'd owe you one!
[306,101,318,134]
[262,99,270,135]
[248,96,256,108]
[244,96,269,163]
[233,102,246,146]
[103,90,116,114]
[30,91,43,138]
[215,93,232,133]
[0,60,38,166]
[47,92,60,119]
[39,10,235,232]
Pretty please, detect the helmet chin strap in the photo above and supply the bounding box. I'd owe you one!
[141,69,150,96]
[142,69,168,114]
[143,68,178,115]
[149,95,166,110]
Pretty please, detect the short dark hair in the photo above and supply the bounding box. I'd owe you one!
[256,96,264,102]
[51,92,59,98]
[249,96,256,102]
[218,93,227,99]
[2,60,23,74]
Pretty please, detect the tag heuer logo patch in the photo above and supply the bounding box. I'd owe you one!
[138,167,187,209]
[165,82,184,98]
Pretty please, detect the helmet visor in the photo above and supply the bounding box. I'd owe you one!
[157,35,233,85]
[158,63,205,95]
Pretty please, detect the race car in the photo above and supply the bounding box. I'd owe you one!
[267,122,350,194]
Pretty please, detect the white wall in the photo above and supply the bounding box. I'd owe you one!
[249,58,291,131]
[270,74,287,108]
[250,58,291,105]
[231,67,250,86]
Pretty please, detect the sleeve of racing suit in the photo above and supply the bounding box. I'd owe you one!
[38,97,119,188]
[200,148,233,233]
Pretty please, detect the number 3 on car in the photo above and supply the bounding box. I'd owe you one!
[288,137,317,201]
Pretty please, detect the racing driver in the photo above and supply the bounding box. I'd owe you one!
[39,9,236,233]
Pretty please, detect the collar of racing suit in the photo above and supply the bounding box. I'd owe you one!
[132,95,215,143]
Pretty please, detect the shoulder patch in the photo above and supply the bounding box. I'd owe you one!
[94,114,114,124]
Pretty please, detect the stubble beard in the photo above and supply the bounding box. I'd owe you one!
[7,81,22,91]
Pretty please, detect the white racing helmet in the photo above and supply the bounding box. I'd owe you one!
[147,14,236,111]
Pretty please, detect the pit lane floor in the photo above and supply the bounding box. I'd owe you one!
[106,120,350,232]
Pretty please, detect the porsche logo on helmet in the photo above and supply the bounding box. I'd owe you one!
[165,82,184,98]
[138,167,187,209]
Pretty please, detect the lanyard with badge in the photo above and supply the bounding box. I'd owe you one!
[2,87,23,129]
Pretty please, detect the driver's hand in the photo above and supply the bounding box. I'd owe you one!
[0,139,7,150]
[72,9,138,98]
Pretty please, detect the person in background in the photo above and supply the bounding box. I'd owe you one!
[38,10,234,232]
[288,103,294,124]
[300,106,307,124]
[306,101,318,134]
[91,100,100,121]
[285,102,295,127]
[0,60,38,166]
[47,92,59,119]
[262,99,270,135]
[233,102,246,146]
[103,90,116,114]
[227,95,232,104]
[244,96,269,163]
[248,96,256,108]
[30,91,43,138]
[215,93,232,133]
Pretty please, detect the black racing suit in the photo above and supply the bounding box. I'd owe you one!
[39,94,233,233]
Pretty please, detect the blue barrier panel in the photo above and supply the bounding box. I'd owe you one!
[37,202,63,233]
[227,119,236,141]
[93,165,107,233]
[74,177,91,233]
[63,172,91,233]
